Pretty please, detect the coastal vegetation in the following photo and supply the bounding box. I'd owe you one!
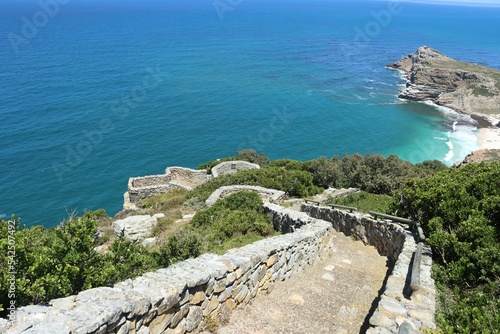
[325,191,393,214]
[0,190,272,314]
[392,162,500,333]
[1,150,498,332]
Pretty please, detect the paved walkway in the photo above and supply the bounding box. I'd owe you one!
[211,231,389,334]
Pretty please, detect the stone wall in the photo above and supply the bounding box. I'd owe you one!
[126,175,176,206]
[302,204,436,333]
[211,161,260,178]
[124,161,258,208]
[5,204,435,334]
[205,185,286,207]
[124,168,209,208]
[301,205,406,263]
[4,204,335,334]
[131,175,170,188]
[165,167,209,189]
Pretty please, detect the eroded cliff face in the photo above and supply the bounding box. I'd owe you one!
[388,46,500,127]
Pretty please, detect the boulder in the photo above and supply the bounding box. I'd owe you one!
[113,214,165,242]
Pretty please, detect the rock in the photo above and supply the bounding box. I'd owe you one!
[389,46,500,125]
[206,185,285,207]
[0,319,8,333]
[454,149,500,167]
[184,306,203,332]
[203,298,220,317]
[369,312,394,328]
[112,215,159,242]
[148,312,172,334]
[379,299,408,315]
[210,161,260,178]
[142,238,157,248]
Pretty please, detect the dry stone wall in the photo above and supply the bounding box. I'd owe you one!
[301,205,406,263]
[124,168,209,208]
[124,161,259,209]
[210,161,260,178]
[205,185,285,207]
[302,204,436,333]
[4,203,436,334]
[165,167,209,189]
[4,204,335,334]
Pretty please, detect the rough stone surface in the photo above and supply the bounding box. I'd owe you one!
[124,167,209,207]
[210,160,260,178]
[216,230,387,334]
[112,215,160,242]
[4,204,435,334]
[304,204,436,334]
[205,185,285,207]
[388,46,500,127]
[142,237,157,248]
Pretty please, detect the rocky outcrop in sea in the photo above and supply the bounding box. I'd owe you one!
[388,46,500,128]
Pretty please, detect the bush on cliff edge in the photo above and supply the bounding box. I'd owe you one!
[392,162,500,333]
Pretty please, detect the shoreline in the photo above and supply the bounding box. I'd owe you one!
[478,127,500,150]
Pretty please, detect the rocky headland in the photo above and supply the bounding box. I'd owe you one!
[388,46,500,128]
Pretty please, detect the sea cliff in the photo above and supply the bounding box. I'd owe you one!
[388,46,500,128]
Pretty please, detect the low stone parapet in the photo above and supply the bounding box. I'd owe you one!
[205,185,286,207]
[301,204,436,333]
[210,161,260,178]
[5,204,334,334]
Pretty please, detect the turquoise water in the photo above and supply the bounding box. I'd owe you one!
[1,0,499,227]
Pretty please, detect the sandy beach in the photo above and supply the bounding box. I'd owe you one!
[478,127,500,150]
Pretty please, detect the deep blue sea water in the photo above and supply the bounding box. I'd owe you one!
[1,0,500,227]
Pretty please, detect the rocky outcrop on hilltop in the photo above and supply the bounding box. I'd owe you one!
[453,149,500,167]
[388,46,500,127]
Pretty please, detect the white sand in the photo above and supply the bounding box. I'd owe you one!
[478,127,500,150]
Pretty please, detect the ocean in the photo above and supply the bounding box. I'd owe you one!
[1,0,499,228]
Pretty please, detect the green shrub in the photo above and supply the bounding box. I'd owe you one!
[392,162,500,332]
[305,156,342,188]
[198,157,239,173]
[326,191,393,213]
[156,231,201,267]
[188,167,322,202]
[0,216,110,308]
[105,238,160,282]
[82,209,108,220]
[137,188,188,211]
[236,149,270,167]
[191,191,274,254]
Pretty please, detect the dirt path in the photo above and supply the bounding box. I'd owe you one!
[207,231,389,334]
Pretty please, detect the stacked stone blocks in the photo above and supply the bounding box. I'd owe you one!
[302,204,436,333]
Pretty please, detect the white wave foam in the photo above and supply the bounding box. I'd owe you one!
[443,124,479,165]
[423,100,476,125]
[444,141,454,162]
